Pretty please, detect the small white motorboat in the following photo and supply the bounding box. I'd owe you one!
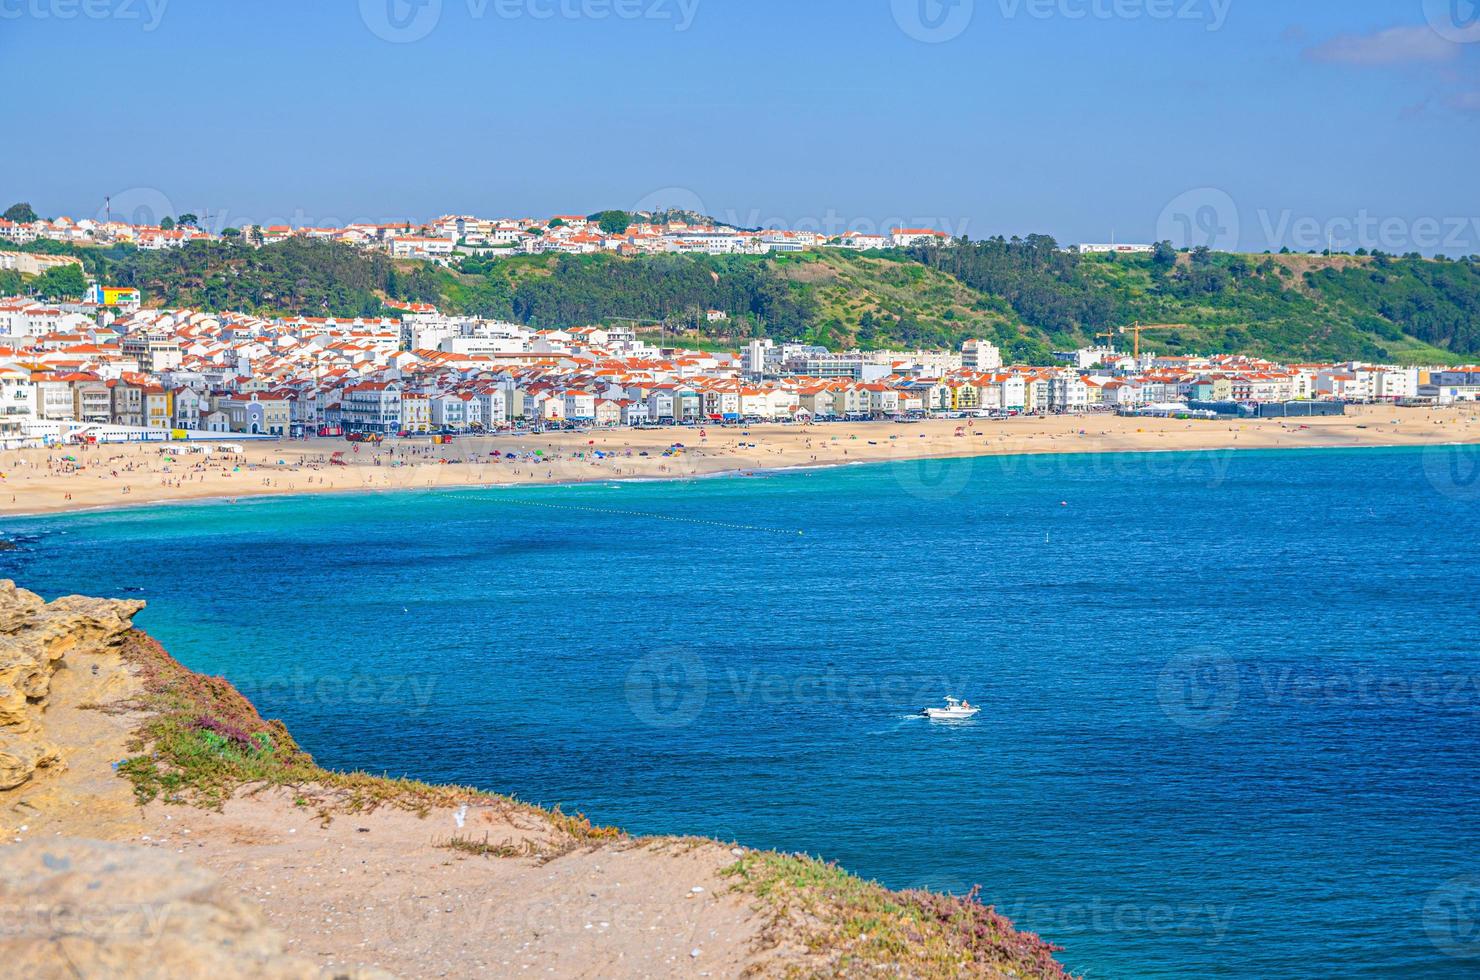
[924,696,980,720]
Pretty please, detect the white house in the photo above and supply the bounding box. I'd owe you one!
[561,390,596,421]
[1049,375,1090,413]
[341,381,402,432]
[889,228,950,248]
[646,388,676,421]
[839,232,887,250]
[620,399,650,425]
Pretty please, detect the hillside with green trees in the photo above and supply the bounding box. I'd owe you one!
[6,232,1478,363]
[112,239,411,316]
[442,242,1480,364]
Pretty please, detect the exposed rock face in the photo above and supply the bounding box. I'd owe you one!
[0,837,386,979]
[0,581,144,790]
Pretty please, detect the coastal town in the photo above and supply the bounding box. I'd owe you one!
[2,206,1478,455]
[1,289,1478,451]
[0,207,959,259]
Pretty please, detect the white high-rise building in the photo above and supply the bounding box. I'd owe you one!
[744,338,774,375]
[962,339,1002,371]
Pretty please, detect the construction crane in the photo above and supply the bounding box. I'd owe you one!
[1114,322,1188,359]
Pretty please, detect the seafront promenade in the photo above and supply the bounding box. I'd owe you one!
[2,404,1477,516]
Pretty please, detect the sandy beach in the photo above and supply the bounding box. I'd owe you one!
[2,404,1478,517]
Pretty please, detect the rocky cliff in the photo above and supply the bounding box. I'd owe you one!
[0,581,142,791]
[1,837,389,979]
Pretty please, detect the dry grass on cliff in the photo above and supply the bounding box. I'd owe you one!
[723,851,1076,980]
[110,631,509,819]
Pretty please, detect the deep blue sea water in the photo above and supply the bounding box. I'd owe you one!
[5,445,1480,978]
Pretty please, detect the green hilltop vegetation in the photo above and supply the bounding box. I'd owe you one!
[8,233,1479,364]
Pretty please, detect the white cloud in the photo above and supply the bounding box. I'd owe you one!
[1304,25,1460,66]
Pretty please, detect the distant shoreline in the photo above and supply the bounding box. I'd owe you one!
[3,407,1478,521]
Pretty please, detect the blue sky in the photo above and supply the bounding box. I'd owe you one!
[3,0,1478,253]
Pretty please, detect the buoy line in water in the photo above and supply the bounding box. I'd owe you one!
[452,495,805,536]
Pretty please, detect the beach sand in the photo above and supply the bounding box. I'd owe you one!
[2,404,1478,517]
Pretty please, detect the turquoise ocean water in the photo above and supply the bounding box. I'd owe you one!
[5,445,1480,978]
